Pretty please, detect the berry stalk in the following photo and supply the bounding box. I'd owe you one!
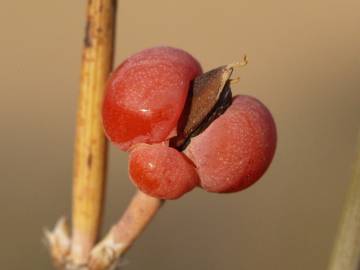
[327,133,360,270]
[70,0,116,265]
[89,191,164,269]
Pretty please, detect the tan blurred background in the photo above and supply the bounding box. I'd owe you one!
[0,0,359,269]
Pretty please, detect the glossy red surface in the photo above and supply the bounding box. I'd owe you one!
[185,95,277,193]
[129,143,199,199]
[102,46,202,151]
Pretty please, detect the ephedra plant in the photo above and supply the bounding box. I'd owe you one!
[45,1,360,270]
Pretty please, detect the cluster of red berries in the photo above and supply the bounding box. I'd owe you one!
[102,46,277,199]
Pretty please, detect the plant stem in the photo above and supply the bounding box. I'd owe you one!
[328,133,360,270]
[71,0,116,265]
[88,191,164,270]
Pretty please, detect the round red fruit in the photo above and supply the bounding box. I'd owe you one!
[129,143,199,199]
[102,46,202,151]
[184,95,277,193]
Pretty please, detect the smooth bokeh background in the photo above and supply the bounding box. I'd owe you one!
[1,1,359,269]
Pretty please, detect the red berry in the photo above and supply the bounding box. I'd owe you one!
[184,95,277,193]
[129,143,199,199]
[102,46,277,199]
[102,46,202,151]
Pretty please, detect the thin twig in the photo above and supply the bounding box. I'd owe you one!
[46,0,117,268]
[88,191,164,270]
[328,133,360,270]
[71,0,117,265]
